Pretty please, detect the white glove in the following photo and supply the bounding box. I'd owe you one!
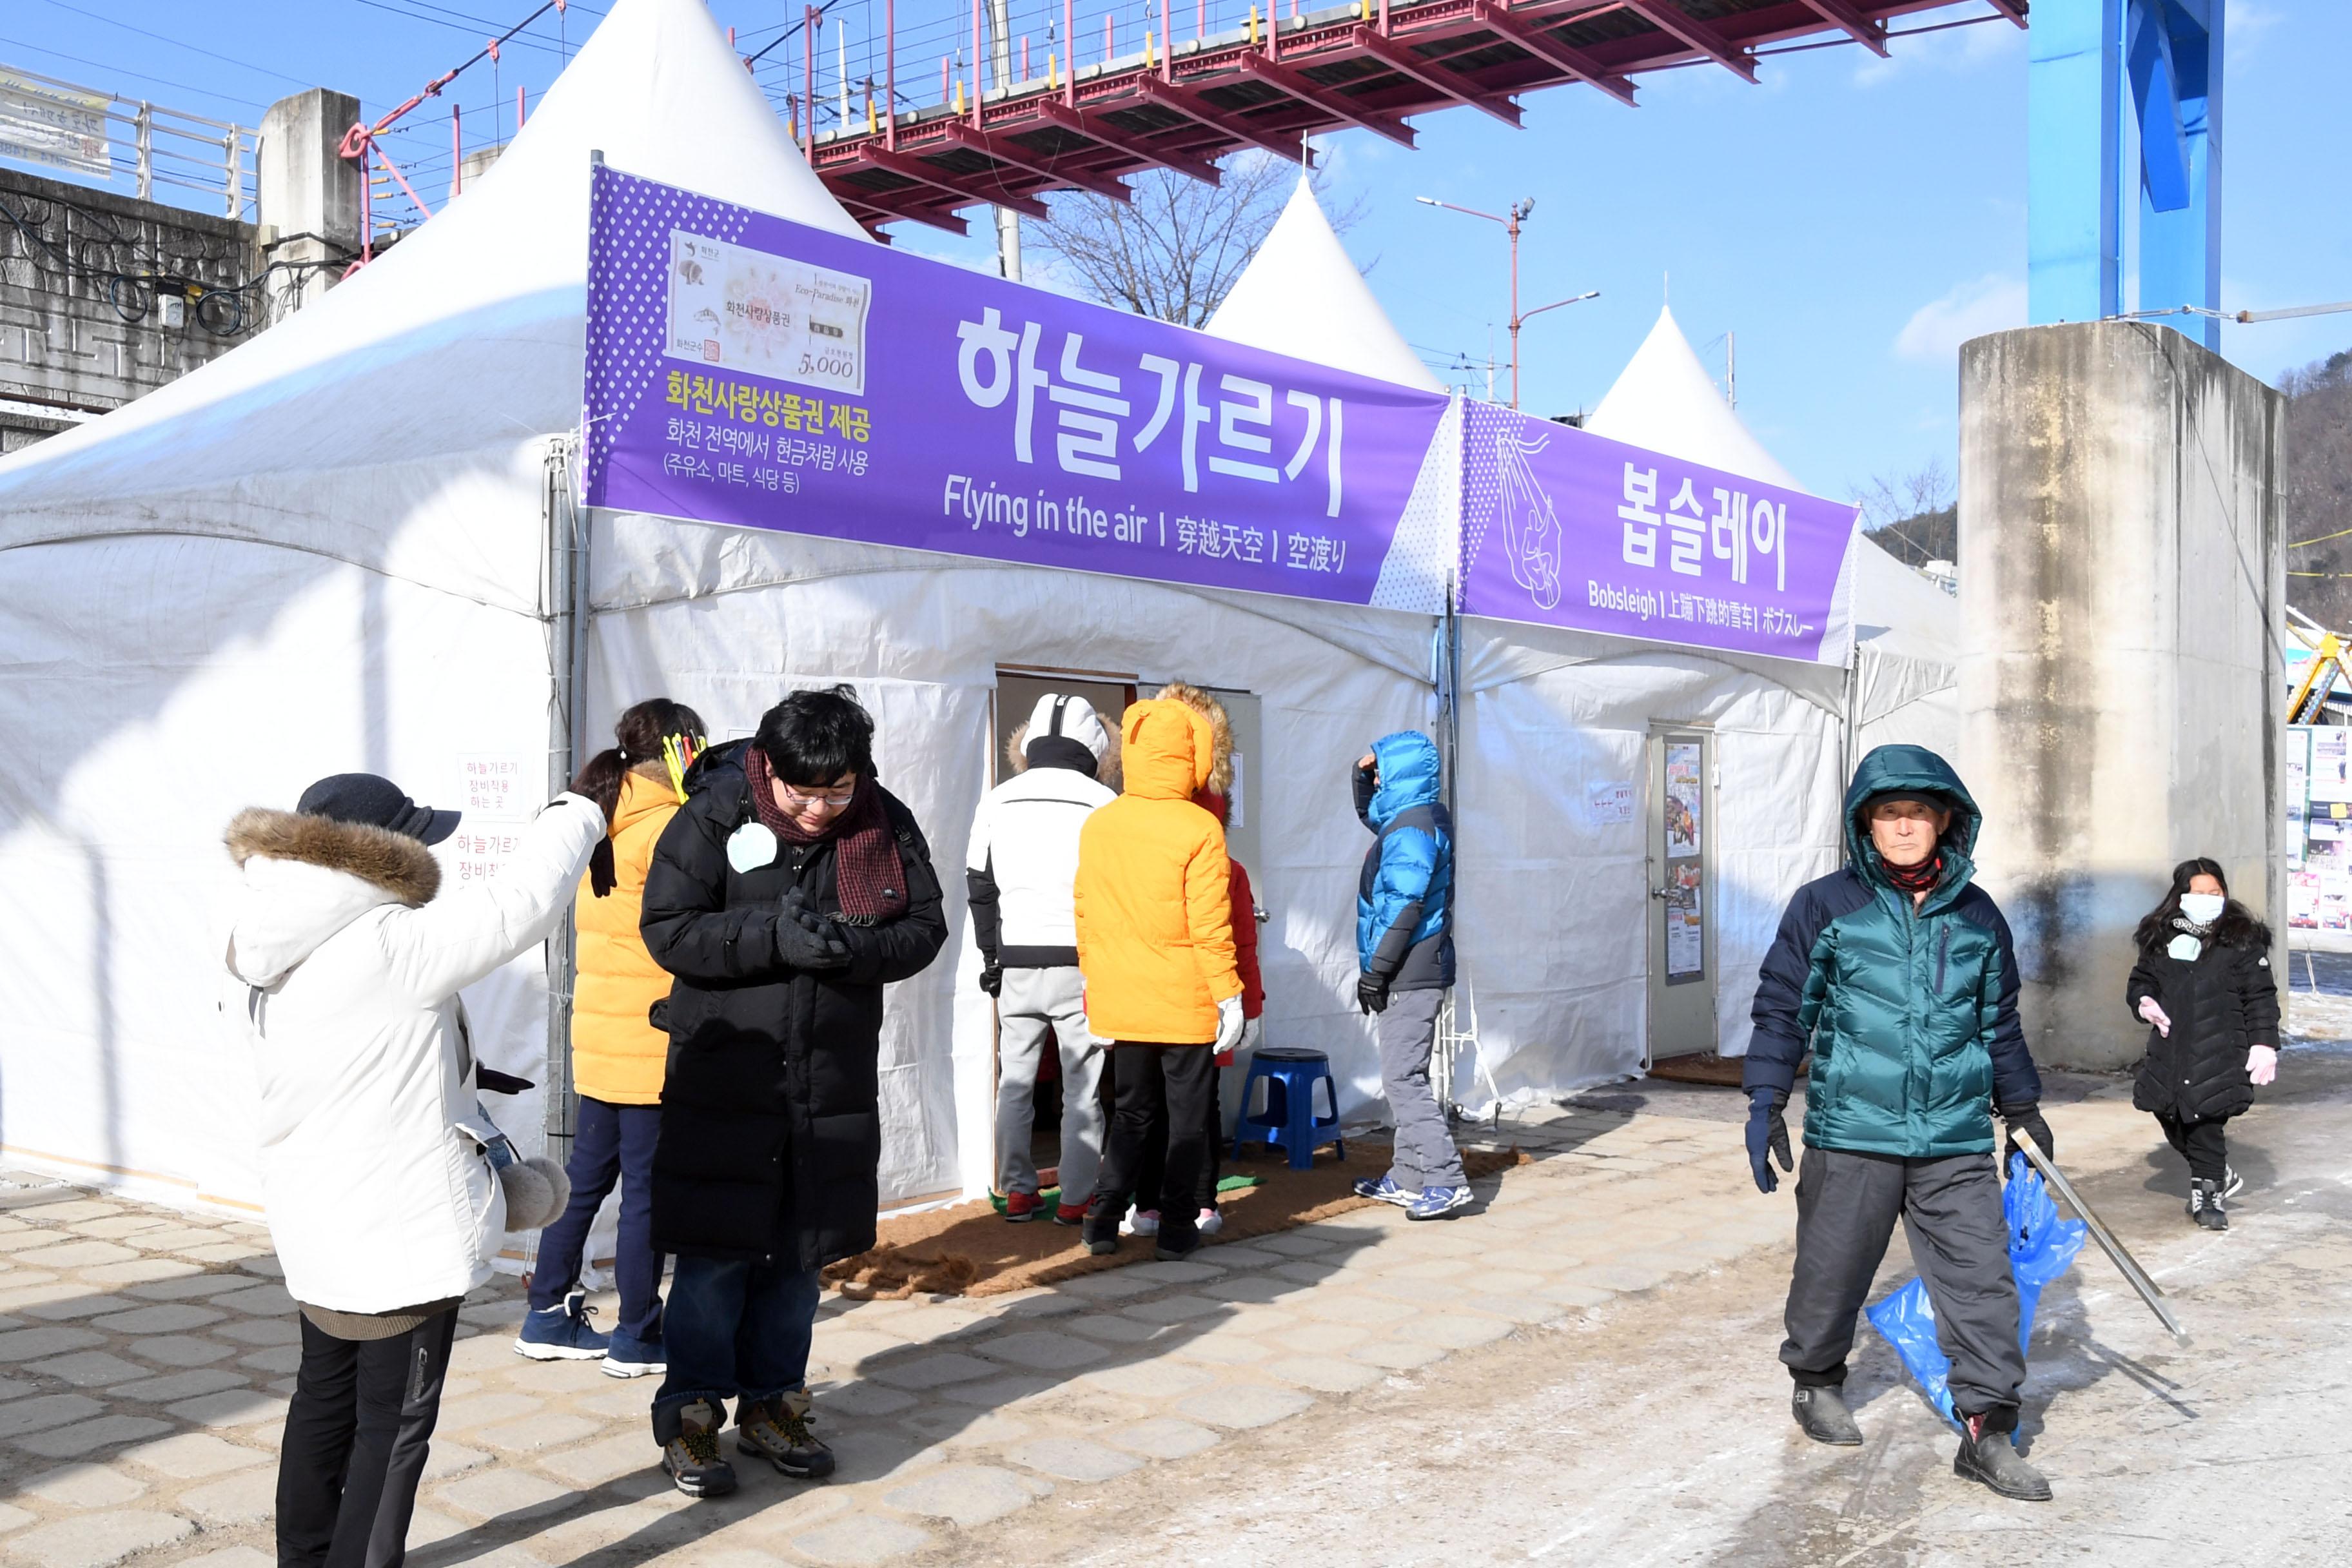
[2248,1044,2278,1086]
[2137,995,2171,1037]
[1213,995,1244,1057]
[1238,1016,1263,1056]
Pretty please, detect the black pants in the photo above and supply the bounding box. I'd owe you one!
[1130,1066,1224,1214]
[1780,1146,2024,1427]
[278,1308,458,1568]
[2156,1112,2230,1182]
[1091,1043,1217,1247]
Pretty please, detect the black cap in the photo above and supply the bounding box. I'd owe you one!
[297,773,462,845]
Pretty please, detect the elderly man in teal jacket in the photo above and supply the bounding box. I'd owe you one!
[1745,745,2056,1502]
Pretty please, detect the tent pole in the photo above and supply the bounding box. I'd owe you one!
[543,432,591,1171]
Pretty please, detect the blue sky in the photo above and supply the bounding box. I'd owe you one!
[6,0,2347,500]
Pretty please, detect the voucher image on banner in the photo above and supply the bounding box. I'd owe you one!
[1456,402,1857,662]
[583,166,1455,612]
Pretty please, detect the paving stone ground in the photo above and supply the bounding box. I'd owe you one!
[0,1093,1823,1566]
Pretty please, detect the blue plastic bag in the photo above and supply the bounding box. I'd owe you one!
[1863,1153,2088,1427]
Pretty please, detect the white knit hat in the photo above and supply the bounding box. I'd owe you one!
[1024,692,1110,761]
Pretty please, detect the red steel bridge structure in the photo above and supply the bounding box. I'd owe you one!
[809,0,2028,236]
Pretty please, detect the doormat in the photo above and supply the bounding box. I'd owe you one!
[823,1142,1530,1300]
[1647,1053,1809,1088]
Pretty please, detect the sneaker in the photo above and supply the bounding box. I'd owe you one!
[661,1398,738,1498]
[1790,1385,1863,1446]
[1003,1190,1044,1223]
[1351,1173,1411,1208]
[1123,1207,1161,1237]
[1406,1184,1473,1221]
[514,1288,609,1361]
[602,1326,666,1379]
[2223,1164,2245,1200]
[1197,1208,1224,1236]
[1052,1202,1088,1226]
[2192,1179,2228,1231]
[736,1393,836,1479]
[1952,1413,2052,1502]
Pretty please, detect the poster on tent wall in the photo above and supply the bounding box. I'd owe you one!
[1455,402,1858,663]
[581,166,1456,612]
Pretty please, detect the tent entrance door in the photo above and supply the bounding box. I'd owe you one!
[1646,727,1716,1064]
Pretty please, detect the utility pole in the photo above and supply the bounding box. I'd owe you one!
[1416,197,1591,409]
[986,0,1022,281]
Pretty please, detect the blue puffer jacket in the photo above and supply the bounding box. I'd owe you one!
[1355,731,1454,992]
[1744,745,2041,1159]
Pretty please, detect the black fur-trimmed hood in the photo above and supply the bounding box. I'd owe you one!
[224,808,441,986]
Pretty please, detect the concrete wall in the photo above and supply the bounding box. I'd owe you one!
[1959,321,2285,1070]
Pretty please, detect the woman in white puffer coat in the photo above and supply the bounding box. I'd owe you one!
[222,772,600,1568]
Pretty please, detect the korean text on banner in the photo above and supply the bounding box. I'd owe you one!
[0,74,111,177]
[582,166,1454,611]
[1457,402,1858,662]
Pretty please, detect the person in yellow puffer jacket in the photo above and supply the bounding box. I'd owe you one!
[1075,698,1244,1263]
[517,698,705,1379]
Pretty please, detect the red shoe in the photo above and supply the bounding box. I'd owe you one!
[1004,1190,1044,1222]
[1053,1202,1088,1226]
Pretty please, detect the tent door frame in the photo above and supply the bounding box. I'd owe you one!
[1644,722,1717,1070]
[542,435,591,1165]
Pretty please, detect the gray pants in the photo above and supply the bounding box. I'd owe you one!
[1781,1145,2025,1422]
[1377,986,1464,1190]
[994,966,1106,1202]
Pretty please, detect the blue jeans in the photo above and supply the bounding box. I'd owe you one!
[529,1097,666,1343]
[650,1255,821,1443]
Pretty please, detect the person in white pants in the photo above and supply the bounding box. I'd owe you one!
[967,694,1117,1223]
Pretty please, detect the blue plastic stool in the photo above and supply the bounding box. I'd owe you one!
[1231,1049,1344,1170]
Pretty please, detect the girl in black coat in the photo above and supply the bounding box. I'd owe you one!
[2125,858,2280,1232]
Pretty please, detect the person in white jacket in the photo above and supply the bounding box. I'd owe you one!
[222,772,600,1568]
[966,694,1117,1223]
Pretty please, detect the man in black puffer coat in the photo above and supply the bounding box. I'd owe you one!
[639,687,946,1498]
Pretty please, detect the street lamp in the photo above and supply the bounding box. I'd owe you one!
[1418,193,1547,408]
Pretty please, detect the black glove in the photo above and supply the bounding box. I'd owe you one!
[978,963,1003,997]
[1745,1088,1793,1194]
[2000,1102,2054,1164]
[776,887,850,971]
[1357,973,1390,1015]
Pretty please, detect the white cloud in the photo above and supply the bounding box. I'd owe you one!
[1895,273,2026,362]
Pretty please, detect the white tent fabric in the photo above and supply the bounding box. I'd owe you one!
[1585,306,1801,491]
[1204,175,1446,393]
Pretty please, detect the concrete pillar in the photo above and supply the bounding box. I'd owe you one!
[255,88,362,321]
[1959,321,2284,1070]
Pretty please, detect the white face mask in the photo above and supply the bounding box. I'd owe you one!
[2179,892,2225,926]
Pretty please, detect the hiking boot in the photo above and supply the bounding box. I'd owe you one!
[1003,1190,1044,1223]
[737,1394,836,1480]
[2192,1179,2228,1231]
[1406,1184,1473,1221]
[602,1326,665,1380]
[1153,1225,1200,1262]
[1352,1173,1411,1207]
[1790,1385,1863,1446]
[1953,1415,2051,1502]
[1081,1198,1122,1256]
[661,1399,738,1498]
[2223,1164,2245,1200]
[514,1288,608,1361]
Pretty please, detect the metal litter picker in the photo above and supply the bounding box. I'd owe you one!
[2010,1135,2190,1346]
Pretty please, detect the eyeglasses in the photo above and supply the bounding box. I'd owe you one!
[778,781,858,808]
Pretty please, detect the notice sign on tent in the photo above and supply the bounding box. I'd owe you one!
[584,165,1453,614]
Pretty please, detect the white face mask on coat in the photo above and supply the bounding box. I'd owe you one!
[2179,892,2226,926]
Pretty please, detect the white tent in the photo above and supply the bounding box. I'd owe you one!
[1203,175,1446,393]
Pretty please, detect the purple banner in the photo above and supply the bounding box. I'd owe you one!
[582,166,1453,609]
[1456,402,1857,662]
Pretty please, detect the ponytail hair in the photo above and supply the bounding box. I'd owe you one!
[571,697,708,896]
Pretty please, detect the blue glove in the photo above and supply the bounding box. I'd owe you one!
[1745,1088,1793,1194]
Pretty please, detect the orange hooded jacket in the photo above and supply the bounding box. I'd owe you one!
[1073,699,1242,1044]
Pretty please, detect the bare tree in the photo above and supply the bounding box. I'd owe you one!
[1026,152,1360,327]
[2284,348,2352,629]
[1853,458,1957,569]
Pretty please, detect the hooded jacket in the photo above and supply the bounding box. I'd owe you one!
[966,695,1117,970]
[1356,731,1454,992]
[2125,907,2278,1123]
[571,770,684,1104]
[222,794,602,1313]
[1198,789,1264,1020]
[1745,745,2041,1159]
[640,743,947,1267]
[1073,699,1242,1043]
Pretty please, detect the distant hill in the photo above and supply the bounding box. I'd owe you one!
[2288,348,2352,632]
